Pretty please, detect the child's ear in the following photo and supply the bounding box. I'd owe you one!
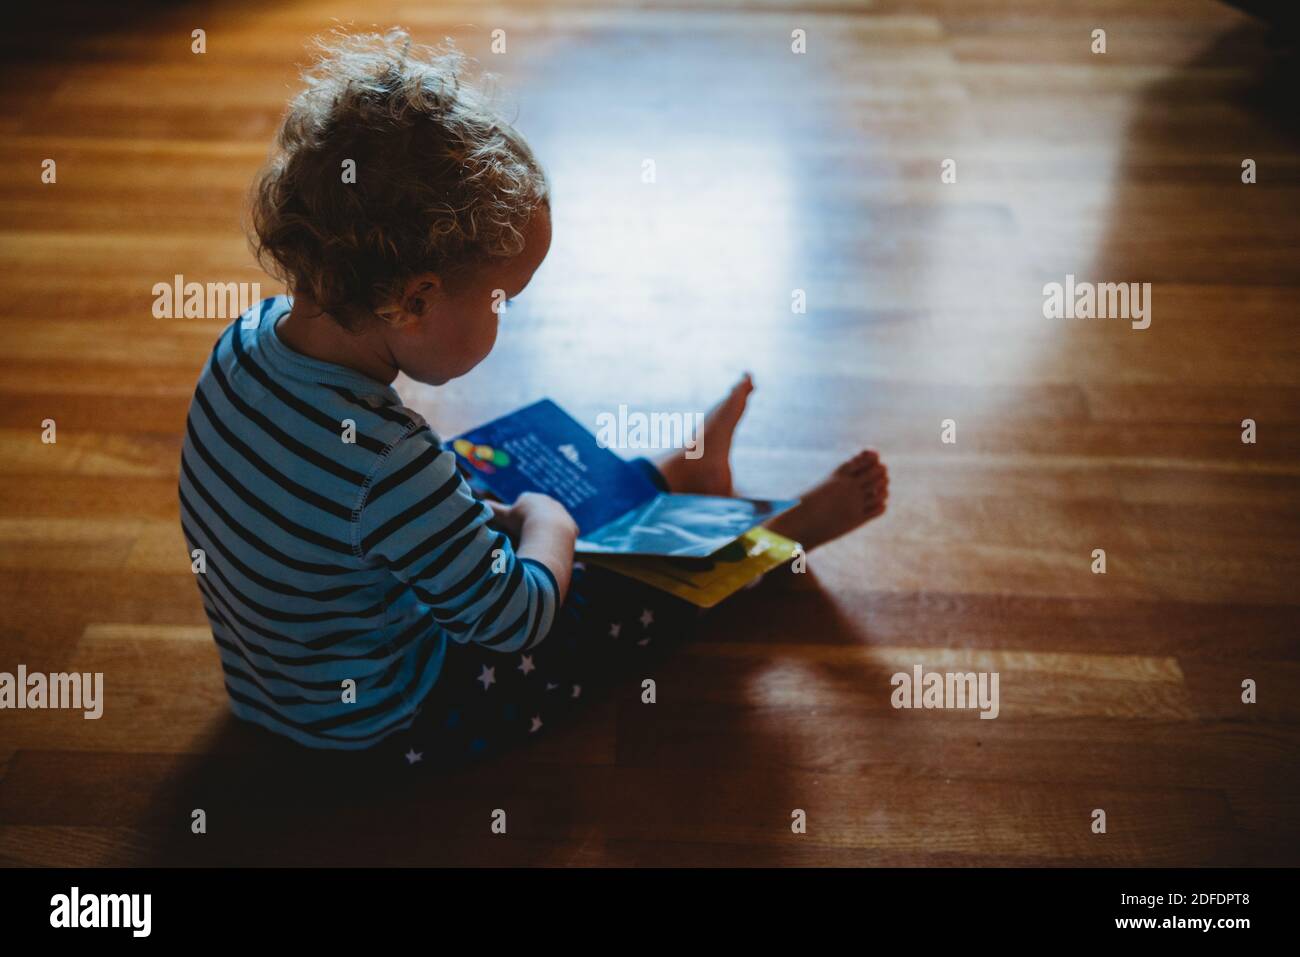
[399,273,444,322]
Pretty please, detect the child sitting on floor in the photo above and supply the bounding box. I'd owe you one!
[179,29,888,767]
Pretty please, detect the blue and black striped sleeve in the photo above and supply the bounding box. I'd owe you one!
[357,429,560,653]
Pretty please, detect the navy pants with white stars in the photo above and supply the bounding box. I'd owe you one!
[384,459,700,770]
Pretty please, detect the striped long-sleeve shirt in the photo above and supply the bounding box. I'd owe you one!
[179,295,560,749]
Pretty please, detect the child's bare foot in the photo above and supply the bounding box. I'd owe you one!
[764,451,888,552]
[655,373,754,495]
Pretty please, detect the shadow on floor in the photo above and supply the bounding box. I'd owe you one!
[143,573,902,866]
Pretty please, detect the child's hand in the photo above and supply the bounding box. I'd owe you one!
[485,499,523,541]
[500,493,577,603]
[513,492,578,536]
[486,493,576,541]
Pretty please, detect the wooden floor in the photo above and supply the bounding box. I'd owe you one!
[1,0,1298,867]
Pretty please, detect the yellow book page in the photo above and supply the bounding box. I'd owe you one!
[583,527,799,608]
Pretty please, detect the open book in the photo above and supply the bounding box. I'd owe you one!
[447,400,800,605]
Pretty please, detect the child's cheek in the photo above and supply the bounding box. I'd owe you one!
[480,306,501,355]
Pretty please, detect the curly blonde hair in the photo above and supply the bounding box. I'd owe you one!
[249,29,549,331]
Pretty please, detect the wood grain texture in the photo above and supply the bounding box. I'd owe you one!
[0,0,1297,867]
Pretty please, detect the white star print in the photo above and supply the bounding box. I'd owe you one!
[640,609,654,628]
[609,622,622,638]
[529,716,543,733]
[477,665,496,690]
[518,654,535,675]
[571,684,582,698]
[545,681,559,692]
[404,748,423,765]
[637,637,651,647]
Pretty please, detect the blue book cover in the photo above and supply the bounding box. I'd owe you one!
[448,399,796,557]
